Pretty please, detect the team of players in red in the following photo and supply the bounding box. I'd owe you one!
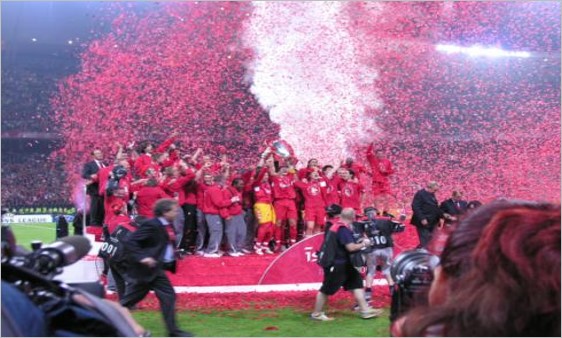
[84,133,394,257]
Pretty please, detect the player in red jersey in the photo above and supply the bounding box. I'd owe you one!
[366,143,394,215]
[337,168,365,215]
[294,170,327,236]
[268,159,298,251]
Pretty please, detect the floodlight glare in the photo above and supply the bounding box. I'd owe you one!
[436,44,531,58]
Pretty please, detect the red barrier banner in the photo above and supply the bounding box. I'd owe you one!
[258,233,325,285]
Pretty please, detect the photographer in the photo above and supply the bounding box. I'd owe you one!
[104,161,132,225]
[393,200,560,336]
[1,226,147,336]
[359,207,404,301]
[310,208,383,321]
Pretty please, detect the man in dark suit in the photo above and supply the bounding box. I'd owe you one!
[411,181,448,248]
[439,190,468,226]
[82,149,106,226]
[120,198,192,337]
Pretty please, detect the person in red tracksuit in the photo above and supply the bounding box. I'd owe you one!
[220,178,247,256]
[160,164,196,247]
[269,161,298,252]
[201,173,239,258]
[135,178,169,218]
[134,133,178,178]
[337,168,365,215]
[294,170,328,236]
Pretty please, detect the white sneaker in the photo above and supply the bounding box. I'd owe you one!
[203,253,221,258]
[195,250,205,256]
[228,252,241,257]
[263,247,274,254]
[310,312,334,321]
[255,248,264,255]
[360,308,383,319]
[241,248,252,254]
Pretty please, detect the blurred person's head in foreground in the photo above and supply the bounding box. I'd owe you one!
[397,199,561,337]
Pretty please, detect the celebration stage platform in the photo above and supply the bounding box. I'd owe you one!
[57,224,422,293]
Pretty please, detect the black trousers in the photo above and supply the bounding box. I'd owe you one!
[108,261,128,300]
[120,269,179,334]
[89,194,105,226]
[180,204,197,250]
[415,225,436,248]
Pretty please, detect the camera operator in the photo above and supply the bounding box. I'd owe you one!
[310,208,383,321]
[359,207,404,301]
[101,159,133,225]
[392,200,560,336]
[103,201,140,301]
[1,225,147,336]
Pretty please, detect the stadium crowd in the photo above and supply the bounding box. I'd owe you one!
[1,153,72,211]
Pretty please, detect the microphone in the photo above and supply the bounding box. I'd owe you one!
[27,236,92,277]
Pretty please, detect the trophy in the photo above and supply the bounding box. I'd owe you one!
[270,139,294,159]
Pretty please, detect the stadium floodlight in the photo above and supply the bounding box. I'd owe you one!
[436,44,531,58]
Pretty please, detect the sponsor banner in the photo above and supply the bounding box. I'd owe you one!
[55,215,75,223]
[2,214,53,224]
[258,233,325,285]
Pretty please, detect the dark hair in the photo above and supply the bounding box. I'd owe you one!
[307,158,318,167]
[231,178,243,186]
[401,200,561,336]
[325,204,342,218]
[145,178,158,187]
[322,165,333,172]
[153,198,178,217]
[137,140,153,154]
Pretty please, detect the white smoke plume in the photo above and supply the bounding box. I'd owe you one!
[244,2,382,167]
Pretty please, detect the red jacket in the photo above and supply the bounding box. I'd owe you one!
[161,170,195,205]
[222,186,243,218]
[107,214,137,234]
[103,177,131,224]
[202,184,231,215]
[136,186,169,218]
[134,154,152,178]
[196,183,209,209]
[97,166,112,196]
